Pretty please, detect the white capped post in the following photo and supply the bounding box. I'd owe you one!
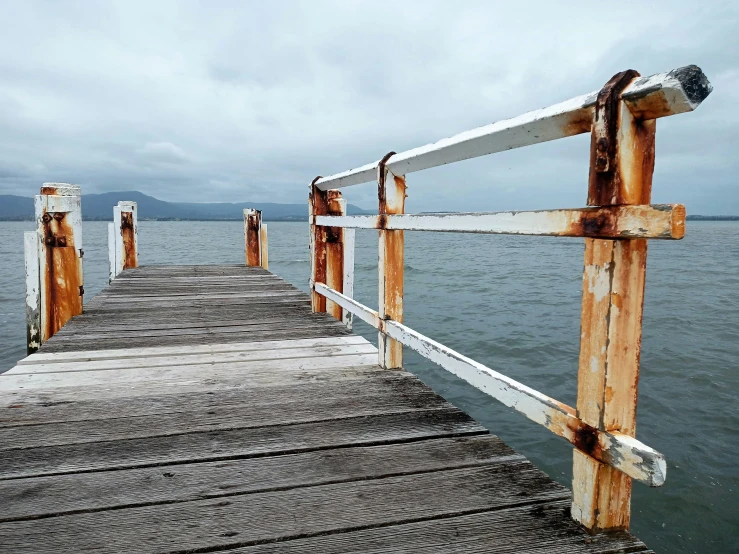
[33,183,84,344]
[244,209,263,267]
[110,202,138,280]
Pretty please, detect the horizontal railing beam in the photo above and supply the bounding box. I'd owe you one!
[314,65,711,190]
[314,204,685,239]
[312,282,666,487]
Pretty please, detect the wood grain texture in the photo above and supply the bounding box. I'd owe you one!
[232,501,652,554]
[0,369,414,425]
[0,264,653,552]
[0,464,570,553]
[0,409,485,479]
[0,435,519,521]
[573,79,656,531]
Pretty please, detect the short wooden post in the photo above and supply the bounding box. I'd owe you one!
[260,224,269,270]
[33,183,84,345]
[572,70,656,532]
[309,181,328,313]
[244,209,263,267]
[109,201,138,281]
[377,154,406,369]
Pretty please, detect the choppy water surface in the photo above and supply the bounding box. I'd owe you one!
[0,220,737,553]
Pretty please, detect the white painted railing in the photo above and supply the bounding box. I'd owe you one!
[308,66,712,533]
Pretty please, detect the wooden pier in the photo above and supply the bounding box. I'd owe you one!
[1,264,654,553]
[3,64,713,551]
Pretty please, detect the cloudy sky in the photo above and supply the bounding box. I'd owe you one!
[1,1,736,213]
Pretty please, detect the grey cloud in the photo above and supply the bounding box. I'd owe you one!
[0,0,735,213]
[136,142,189,165]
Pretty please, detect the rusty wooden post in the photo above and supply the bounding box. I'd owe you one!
[260,224,269,270]
[572,70,656,532]
[309,179,328,313]
[109,201,138,281]
[33,183,84,345]
[377,153,406,369]
[244,209,262,267]
[309,180,349,322]
[324,191,346,321]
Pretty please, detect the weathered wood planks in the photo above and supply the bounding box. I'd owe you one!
[0,264,653,552]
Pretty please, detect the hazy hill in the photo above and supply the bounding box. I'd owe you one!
[0,191,371,221]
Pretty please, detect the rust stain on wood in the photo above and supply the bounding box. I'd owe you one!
[120,211,138,270]
[671,204,686,239]
[378,165,406,369]
[574,68,657,533]
[377,152,397,215]
[246,211,262,267]
[39,185,63,195]
[325,190,345,321]
[562,109,593,136]
[588,70,656,207]
[310,185,328,313]
[40,210,82,340]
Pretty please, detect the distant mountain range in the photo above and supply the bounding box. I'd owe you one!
[0,191,372,221]
[1,192,735,222]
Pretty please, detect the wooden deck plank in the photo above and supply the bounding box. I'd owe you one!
[8,343,376,374]
[0,366,394,405]
[0,435,520,522]
[0,371,428,426]
[17,336,368,365]
[40,326,353,352]
[0,264,653,553]
[33,322,360,347]
[0,465,569,554]
[0,410,485,479]
[231,502,652,554]
[0,384,453,449]
[0,354,379,390]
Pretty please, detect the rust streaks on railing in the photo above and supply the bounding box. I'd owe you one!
[307,64,711,533]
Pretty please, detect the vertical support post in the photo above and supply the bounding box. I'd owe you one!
[572,70,656,532]
[113,201,138,278]
[244,208,262,267]
[343,227,355,329]
[107,222,116,284]
[309,179,328,313]
[325,192,346,322]
[309,182,345,319]
[24,232,41,354]
[35,183,84,343]
[377,153,406,369]
[260,224,269,270]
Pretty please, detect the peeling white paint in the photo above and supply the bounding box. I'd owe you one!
[315,205,684,240]
[584,263,611,301]
[314,66,710,190]
[313,283,665,486]
[590,355,599,373]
